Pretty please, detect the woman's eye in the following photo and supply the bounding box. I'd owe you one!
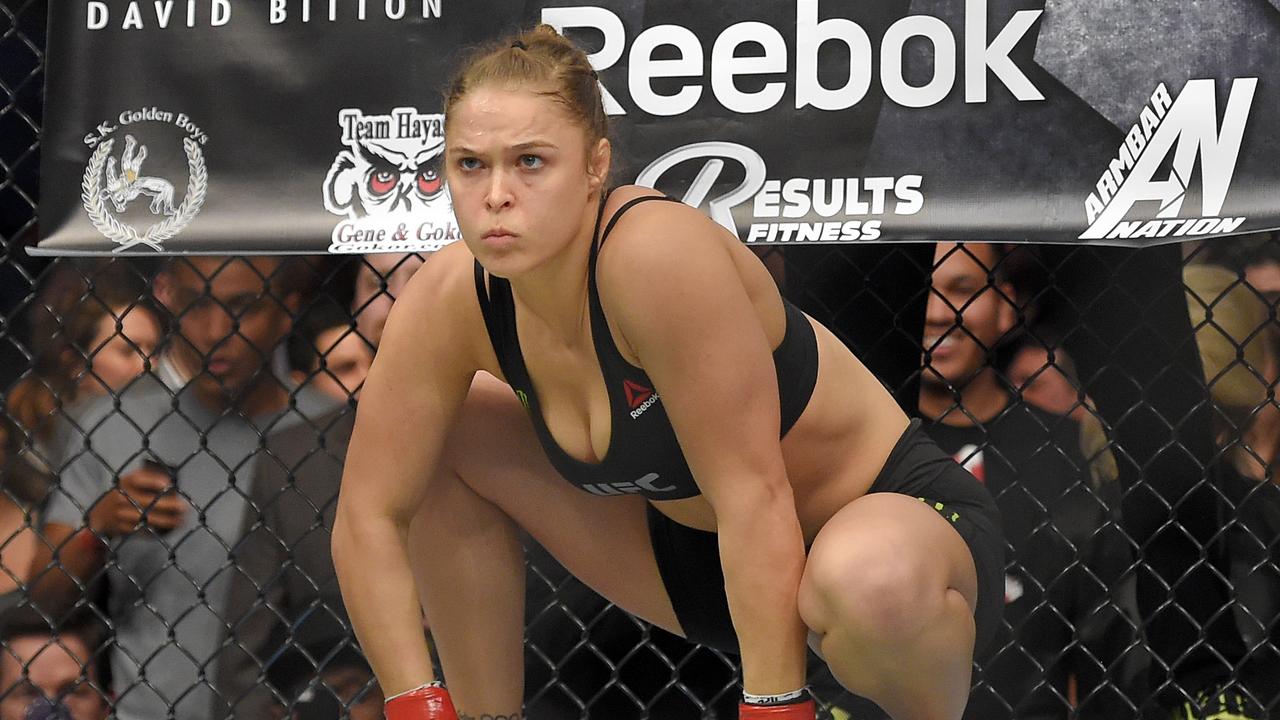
[519,154,543,169]
[458,157,481,171]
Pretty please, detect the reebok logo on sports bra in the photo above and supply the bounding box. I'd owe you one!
[582,472,677,496]
[624,379,660,419]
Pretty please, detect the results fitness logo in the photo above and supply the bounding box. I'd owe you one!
[635,142,924,243]
[322,106,461,254]
[1080,79,1257,242]
[81,108,208,252]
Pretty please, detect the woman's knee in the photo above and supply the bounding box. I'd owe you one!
[799,536,942,644]
[798,495,970,643]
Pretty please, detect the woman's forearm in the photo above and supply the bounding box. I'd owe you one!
[332,510,437,696]
[716,484,810,695]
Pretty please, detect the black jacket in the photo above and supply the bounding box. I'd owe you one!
[923,401,1145,720]
[212,406,355,719]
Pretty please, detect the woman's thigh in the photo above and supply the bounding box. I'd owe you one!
[439,373,683,635]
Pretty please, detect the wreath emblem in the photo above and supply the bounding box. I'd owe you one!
[81,137,208,252]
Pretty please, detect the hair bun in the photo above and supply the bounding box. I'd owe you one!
[445,23,610,149]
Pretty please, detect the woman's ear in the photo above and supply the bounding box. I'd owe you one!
[996,282,1018,336]
[587,138,612,191]
[151,271,175,312]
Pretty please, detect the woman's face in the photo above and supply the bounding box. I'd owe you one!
[306,325,374,402]
[82,305,160,394]
[351,253,427,348]
[445,87,608,278]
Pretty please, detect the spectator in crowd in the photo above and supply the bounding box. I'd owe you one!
[351,253,428,349]
[28,256,337,720]
[1239,237,1280,464]
[918,242,1142,719]
[1003,335,1118,496]
[7,260,159,465]
[1179,262,1280,718]
[0,414,48,602]
[1193,235,1280,482]
[1198,232,1280,307]
[288,301,373,402]
[217,401,357,717]
[0,261,158,599]
[1004,338,1082,422]
[0,606,109,720]
[1184,263,1277,480]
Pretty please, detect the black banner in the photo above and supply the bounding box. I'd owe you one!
[34,0,1280,255]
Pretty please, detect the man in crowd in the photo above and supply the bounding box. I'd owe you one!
[0,607,109,720]
[30,256,338,720]
[224,398,359,718]
[919,242,1143,719]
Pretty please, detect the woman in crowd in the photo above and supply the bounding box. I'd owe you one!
[1,260,159,595]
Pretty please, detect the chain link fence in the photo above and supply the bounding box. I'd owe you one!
[4,2,1280,718]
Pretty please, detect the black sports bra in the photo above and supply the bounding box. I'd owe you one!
[474,194,819,500]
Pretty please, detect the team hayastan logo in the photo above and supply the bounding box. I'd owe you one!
[81,108,208,252]
[322,106,461,254]
[1080,78,1257,242]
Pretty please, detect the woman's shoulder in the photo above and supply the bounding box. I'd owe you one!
[602,185,687,224]
[598,185,727,262]
[395,240,480,307]
[603,184,668,208]
[594,186,752,325]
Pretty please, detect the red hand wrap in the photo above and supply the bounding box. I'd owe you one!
[385,685,459,720]
[738,698,817,719]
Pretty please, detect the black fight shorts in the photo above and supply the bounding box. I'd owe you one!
[648,418,1004,655]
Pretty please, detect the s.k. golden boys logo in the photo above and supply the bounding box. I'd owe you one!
[81,108,208,252]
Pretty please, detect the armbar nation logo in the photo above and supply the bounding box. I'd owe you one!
[1080,78,1257,242]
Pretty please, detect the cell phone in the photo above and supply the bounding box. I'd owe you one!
[142,455,177,481]
[141,455,180,535]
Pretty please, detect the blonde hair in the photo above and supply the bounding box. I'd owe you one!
[444,24,608,147]
[1184,263,1274,426]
